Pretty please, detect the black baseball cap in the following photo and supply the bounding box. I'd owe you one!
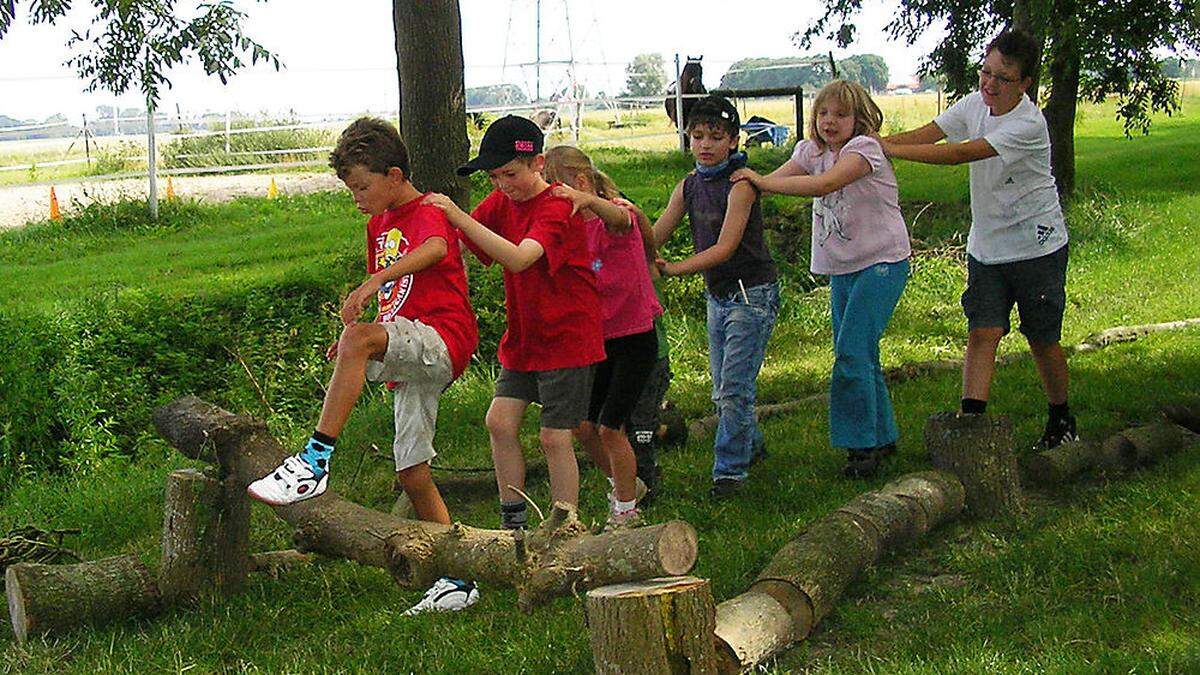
[687,95,740,131]
[457,115,544,176]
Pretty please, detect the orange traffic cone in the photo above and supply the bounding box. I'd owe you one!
[267,177,278,199]
[165,177,175,200]
[49,186,61,221]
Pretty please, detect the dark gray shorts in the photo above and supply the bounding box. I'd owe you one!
[494,365,596,430]
[962,244,1068,344]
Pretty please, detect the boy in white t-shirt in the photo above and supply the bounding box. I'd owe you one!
[879,29,1077,450]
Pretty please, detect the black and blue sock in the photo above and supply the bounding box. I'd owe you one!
[299,431,336,477]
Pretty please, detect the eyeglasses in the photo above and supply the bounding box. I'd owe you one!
[979,66,1020,86]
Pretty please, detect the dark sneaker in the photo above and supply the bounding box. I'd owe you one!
[875,442,896,458]
[1033,415,1079,452]
[842,448,880,479]
[709,477,744,499]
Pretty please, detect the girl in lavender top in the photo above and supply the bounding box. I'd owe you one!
[733,80,911,478]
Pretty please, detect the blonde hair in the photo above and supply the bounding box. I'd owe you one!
[808,80,884,148]
[542,145,621,199]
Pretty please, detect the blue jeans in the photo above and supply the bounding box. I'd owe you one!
[829,260,909,449]
[707,281,780,481]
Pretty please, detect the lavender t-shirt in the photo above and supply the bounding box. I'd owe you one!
[788,136,911,276]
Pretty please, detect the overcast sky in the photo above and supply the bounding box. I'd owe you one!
[0,0,946,123]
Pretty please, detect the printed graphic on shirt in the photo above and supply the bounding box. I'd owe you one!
[1036,224,1056,246]
[373,228,413,321]
[813,192,853,247]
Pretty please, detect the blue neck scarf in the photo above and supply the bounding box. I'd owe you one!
[695,151,747,179]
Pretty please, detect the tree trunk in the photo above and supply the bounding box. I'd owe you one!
[1042,0,1080,198]
[712,471,966,671]
[393,0,469,208]
[925,413,1024,519]
[6,555,160,643]
[585,576,718,675]
[1011,0,1049,101]
[152,396,698,610]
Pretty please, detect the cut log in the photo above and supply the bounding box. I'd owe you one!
[153,397,699,609]
[6,555,160,643]
[1117,422,1198,466]
[925,412,1024,519]
[159,468,250,602]
[713,470,966,671]
[1021,439,1101,485]
[712,591,794,674]
[585,576,718,675]
[1163,399,1200,434]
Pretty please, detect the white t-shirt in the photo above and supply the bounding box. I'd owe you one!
[934,92,1067,264]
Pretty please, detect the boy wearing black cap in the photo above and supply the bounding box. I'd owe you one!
[423,115,604,528]
[652,95,779,499]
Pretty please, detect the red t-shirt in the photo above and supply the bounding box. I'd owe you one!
[465,185,604,371]
[366,195,478,380]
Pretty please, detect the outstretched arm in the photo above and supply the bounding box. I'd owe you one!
[658,181,756,277]
[340,236,448,325]
[881,137,997,165]
[423,193,545,272]
[731,152,870,198]
[651,180,686,249]
[552,184,631,233]
[883,121,947,146]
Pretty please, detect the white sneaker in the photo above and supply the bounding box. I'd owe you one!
[246,453,329,506]
[402,577,479,616]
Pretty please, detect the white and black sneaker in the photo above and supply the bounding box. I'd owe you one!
[247,453,329,506]
[402,577,479,616]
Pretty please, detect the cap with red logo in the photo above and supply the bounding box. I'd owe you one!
[457,115,545,176]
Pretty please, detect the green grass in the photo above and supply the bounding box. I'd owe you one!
[3,95,1200,672]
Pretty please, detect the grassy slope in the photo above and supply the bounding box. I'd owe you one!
[2,98,1200,672]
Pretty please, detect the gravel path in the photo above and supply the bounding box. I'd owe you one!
[0,172,343,230]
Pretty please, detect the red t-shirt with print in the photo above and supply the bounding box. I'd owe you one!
[366,195,478,380]
[465,185,604,372]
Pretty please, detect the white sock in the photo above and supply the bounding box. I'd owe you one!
[613,498,637,514]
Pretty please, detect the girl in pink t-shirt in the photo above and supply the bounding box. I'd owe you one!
[733,80,912,479]
[545,145,662,528]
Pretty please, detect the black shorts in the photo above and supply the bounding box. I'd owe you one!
[962,244,1068,344]
[587,329,659,430]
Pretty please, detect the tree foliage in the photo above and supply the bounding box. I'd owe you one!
[0,0,281,108]
[466,83,529,108]
[718,54,889,92]
[624,52,666,97]
[794,0,1200,137]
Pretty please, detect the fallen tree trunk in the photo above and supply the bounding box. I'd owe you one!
[153,396,698,609]
[713,470,964,671]
[926,413,1024,519]
[249,550,315,578]
[1022,421,1198,485]
[6,555,160,643]
[586,576,718,674]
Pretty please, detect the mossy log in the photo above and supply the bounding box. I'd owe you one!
[1023,422,1198,485]
[1021,440,1101,485]
[713,471,965,671]
[153,396,698,610]
[925,412,1024,519]
[159,468,250,602]
[6,555,160,643]
[585,576,718,675]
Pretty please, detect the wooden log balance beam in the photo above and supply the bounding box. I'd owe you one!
[152,396,698,610]
[711,471,965,671]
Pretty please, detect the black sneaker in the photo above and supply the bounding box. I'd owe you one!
[842,448,881,478]
[709,477,744,499]
[1033,415,1079,452]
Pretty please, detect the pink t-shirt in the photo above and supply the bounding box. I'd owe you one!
[580,207,662,340]
[789,135,911,276]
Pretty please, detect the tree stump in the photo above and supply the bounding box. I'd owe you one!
[925,412,1024,519]
[159,468,250,602]
[6,555,160,643]
[585,576,718,675]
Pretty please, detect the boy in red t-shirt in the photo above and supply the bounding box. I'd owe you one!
[247,118,480,612]
[423,115,604,529]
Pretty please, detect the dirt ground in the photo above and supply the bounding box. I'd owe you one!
[0,172,343,230]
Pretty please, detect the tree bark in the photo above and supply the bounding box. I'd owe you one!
[6,555,160,643]
[393,0,470,208]
[1021,439,1100,484]
[1023,422,1198,484]
[152,396,699,610]
[926,413,1024,519]
[712,471,965,671]
[1042,0,1080,197]
[249,550,315,578]
[161,469,221,602]
[1011,0,1049,101]
[585,576,718,675]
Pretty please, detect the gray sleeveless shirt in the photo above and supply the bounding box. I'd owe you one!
[683,171,777,298]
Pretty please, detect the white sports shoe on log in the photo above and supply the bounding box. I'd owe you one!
[246,453,329,506]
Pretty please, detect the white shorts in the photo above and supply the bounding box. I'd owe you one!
[365,318,453,472]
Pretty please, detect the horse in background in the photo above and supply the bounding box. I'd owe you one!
[665,55,706,148]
